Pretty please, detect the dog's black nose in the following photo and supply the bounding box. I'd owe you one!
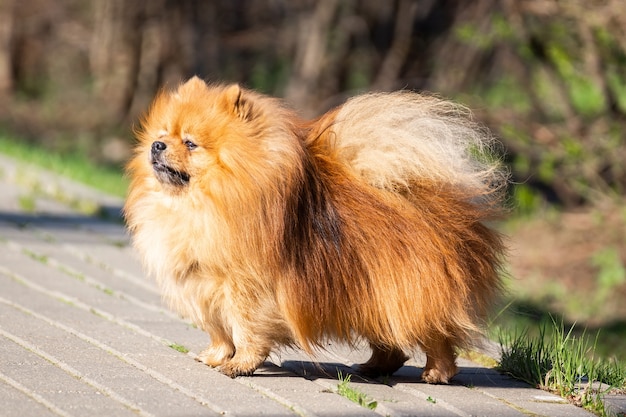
[151,141,167,154]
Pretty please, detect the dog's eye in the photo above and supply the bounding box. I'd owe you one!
[184,139,197,150]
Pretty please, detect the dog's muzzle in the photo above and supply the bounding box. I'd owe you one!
[150,141,190,187]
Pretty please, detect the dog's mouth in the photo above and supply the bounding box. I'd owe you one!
[152,160,190,187]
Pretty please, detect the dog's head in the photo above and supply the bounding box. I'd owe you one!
[131,77,302,198]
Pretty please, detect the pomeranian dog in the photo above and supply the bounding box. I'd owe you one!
[124,76,507,384]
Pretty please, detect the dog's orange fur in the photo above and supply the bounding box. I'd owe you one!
[124,77,507,383]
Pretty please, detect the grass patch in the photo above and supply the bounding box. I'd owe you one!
[336,371,377,410]
[22,248,48,264]
[58,265,85,281]
[18,194,36,212]
[100,287,114,296]
[0,134,127,198]
[498,319,626,416]
[590,247,626,305]
[89,307,106,318]
[168,343,189,354]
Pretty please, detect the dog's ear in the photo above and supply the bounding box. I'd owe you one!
[224,84,258,122]
[177,76,207,96]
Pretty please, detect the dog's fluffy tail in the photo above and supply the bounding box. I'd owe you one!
[328,91,507,203]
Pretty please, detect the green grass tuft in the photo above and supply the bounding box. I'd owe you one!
[22,248,48,264]
[336,371,378,410]
[498,318,626,416]
[168,343,189,354]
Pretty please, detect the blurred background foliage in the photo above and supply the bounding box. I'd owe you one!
[0,0,625,358]
[1,0,625,208]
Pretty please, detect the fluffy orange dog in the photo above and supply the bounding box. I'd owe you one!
[124,77,507,383]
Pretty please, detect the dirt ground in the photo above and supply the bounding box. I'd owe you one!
[502,199,626,358]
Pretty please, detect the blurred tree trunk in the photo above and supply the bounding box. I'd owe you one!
[90,0,143,124]
[127,0,219,121]
[90,0,219,124]
[427,0,494,93]
[285,0,341,111]
[0,0,15,97]
[372,0,417,91]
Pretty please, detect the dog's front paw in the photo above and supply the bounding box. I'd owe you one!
[196,344,235,368]
[217,350,267,378]
[218,361,257,378]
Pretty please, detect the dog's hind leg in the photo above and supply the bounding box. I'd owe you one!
[357,343,409,377]
[419,336,458,384]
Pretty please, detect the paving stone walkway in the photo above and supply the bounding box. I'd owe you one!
[0,153,605,416]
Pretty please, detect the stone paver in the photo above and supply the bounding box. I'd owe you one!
[0,153,606,416]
